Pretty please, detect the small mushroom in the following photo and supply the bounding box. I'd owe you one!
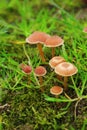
[26,31,50,62]
[20,64,32,74]
[44,36,64,57]
[34,66,47,92]
[55,62,78,90]
[50,86,63,98]
[20,63,32,84]
[49,56,66,81]
[49,56,66,69]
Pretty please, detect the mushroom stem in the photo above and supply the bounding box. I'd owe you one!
[64,77,68,90]
[39,76,43,85]
[55,95,59,98]
[37,43,46,62]
[38,76,44,92]
[52,47,55,57]
[28,75,31,84]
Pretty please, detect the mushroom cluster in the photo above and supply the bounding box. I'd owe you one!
[26,31,64,62]
[20,63,47,91]
[20,31,78,97]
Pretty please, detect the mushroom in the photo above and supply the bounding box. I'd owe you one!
[26,31,50,62]
[20,63,32,84]
[44,36,64,57]
[49,56,66,69]
[34,66,47,92]
[50,86,63,98]
[55,62,78,90]
[49,56,66,81]
[20,64,32,74]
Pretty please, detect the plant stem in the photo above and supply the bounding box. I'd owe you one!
[64,77,68,90]
[39,76,44,92]
[28,75,31,84]
[37,43,46,62]
[71,76,80,97]
[0,86,2,102]
[74,98,82,120]
[52,47,55,57]
[39,76,43,85]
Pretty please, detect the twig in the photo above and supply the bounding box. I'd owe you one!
[64,92,72,100]
[0,103,10,110]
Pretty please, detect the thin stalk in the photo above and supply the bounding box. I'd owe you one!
[55,95,59,105]
[71,76,80,97]
[52,47,55,57]
[64,77,68,90]
[38,76,43,85]
[0,86,2,102]
[28,75,31,84]
[23,44,40,86]
[38,76,44,92]
[64,92,72,100]
[80,75,87,95]
[74,99,82,120]
[37,43,46,62]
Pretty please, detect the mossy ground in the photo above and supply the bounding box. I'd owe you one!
[0,0,87,130]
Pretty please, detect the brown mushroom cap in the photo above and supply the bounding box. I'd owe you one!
[44,35,64,47]
[20,64,32,74]
[55,62,78,77]
[49,56,66,69]
[26,31,50,44]
[34,66,47,76]
[50,86,63,96]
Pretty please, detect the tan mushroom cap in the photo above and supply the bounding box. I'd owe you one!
[34,66,47,76]
[50,86,63,96]
[26,31,50,44]
[49,56,66,69]
[55,62,78,77]
[44,35,64,47]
